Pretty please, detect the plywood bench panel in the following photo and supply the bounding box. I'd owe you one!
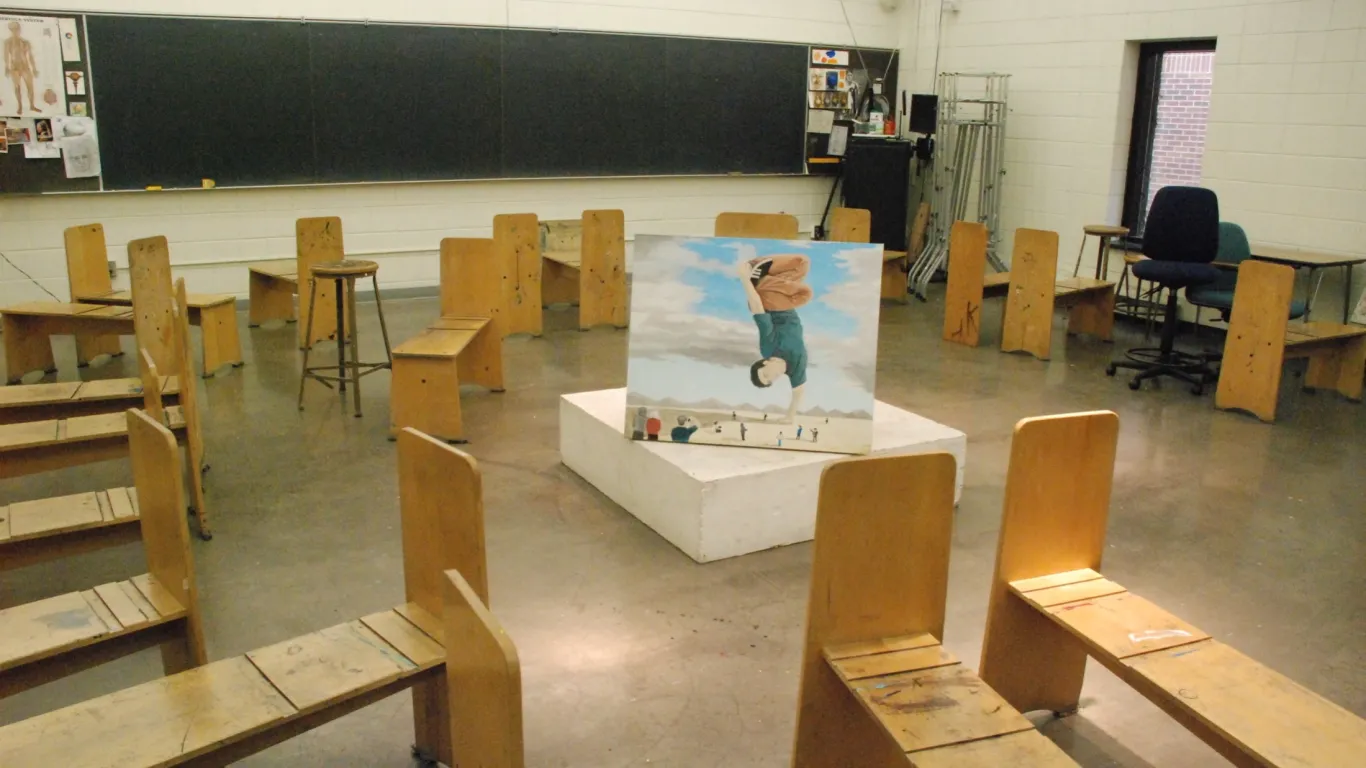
[0,656,297,767]
[1124,640,1366,767]
[394,328,480,359]
[910,730,1079,768]
[391,318,503,442]
[0,377,177,424]
[1013,586,1209,659]
[246,620,421,714]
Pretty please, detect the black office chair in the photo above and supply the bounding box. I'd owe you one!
[1106,186,1221,394]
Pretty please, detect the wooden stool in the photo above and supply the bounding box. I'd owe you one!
[1071,224,1129,279]
[297,260,393,416]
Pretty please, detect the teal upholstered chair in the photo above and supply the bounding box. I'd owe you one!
[1188,222,1306,324]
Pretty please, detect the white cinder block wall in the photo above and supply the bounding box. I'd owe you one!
[902,0,1366,322]
[0,0,901,305]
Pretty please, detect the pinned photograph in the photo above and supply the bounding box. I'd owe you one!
[0,15,67,118]
[5,116,30,143]
[33,116,51,141]
[624,235,882,455]
[0,120,7,153]
[64,69,84,95]
[67,100,85,116]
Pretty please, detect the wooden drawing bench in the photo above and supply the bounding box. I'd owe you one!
[792,451,1078,766]
[0,408,206,702]
[63,223,244,376]
[943,222,1115,360]
[539,210,629,330]
[979,411,1366,767]
[0,430,525,768]
[247,216,351,348]
[1216,260,1365,422]
[391,238,507,443]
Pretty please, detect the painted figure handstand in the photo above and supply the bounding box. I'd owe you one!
[738,253,811,422]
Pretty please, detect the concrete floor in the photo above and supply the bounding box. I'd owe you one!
[3,291,1363,767]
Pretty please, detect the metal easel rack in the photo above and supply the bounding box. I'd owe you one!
[909,72,1010,300]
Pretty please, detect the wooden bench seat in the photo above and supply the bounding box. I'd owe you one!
[944,223,1115,359]
[0,409,206,701]
[247,259,299,327]
[793,452,1076,766]
[0,487,141,572]
[0,406,186,480]
[392,315,504,443]
[1217,261,1366,422]
[0,430,525,768]
[535,210,628,331]
[0,375,178,424]
[980,411,1366,768]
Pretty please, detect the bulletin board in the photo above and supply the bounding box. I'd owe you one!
[0,9,98,193]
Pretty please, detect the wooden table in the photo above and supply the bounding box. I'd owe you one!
[1250,245,1366,323]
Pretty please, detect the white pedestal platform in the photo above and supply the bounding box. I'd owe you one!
[559,388,967,563]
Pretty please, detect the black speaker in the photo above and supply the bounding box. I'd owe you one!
[909,93,938,135]
[842,137,912,251]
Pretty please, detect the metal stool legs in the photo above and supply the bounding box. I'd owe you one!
[298,267,391,417]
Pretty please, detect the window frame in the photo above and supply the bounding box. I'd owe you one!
[1120,38,1218,247]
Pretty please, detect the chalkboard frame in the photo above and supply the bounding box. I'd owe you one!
[6,9,898,194]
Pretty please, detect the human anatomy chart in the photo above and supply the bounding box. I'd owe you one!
[0,15,66,119]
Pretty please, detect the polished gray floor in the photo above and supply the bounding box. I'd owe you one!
[3,292,1363,767]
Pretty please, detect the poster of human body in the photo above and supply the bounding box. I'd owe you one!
[0,15,66,119]
[625,235,881,455]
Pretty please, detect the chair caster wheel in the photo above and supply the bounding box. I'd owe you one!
[1106,364,1117,377]
[1191,385,1204,396]
[1128,378,1141,391]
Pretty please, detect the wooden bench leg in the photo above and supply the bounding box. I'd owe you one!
[74,331,124,366]
[541,260,579,307]
[248,273,295,326]
[979,412,1119,716]
[197,303,245,377]
[1307,337,1366,401]
[391,356,465,442]
[458,327,505,392]
[880,258,908,303]
[2,315,57,383]
[1067,290,1116,342]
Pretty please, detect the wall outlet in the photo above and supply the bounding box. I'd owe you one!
[107,259,117,279]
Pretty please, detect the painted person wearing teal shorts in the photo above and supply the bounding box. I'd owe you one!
[738,254,812,423]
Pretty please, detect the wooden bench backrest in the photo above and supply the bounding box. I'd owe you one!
[399,429,489,614]
[127,408,207,667]
[714,212,799,239]
[580,210,627,329]
[445,567,524,767]
[64,223,113,301]
[1215,260,1294,422]
[173,280,206,473]
[493,214,542,337]
[792,452,958,766]
[829,208,871,243]
[441,238,505,337]
[296,216,345,269]
[1000,229,1061,358]
[978,411,1118,714]
[942,221,989,346]
[127,236,178,374]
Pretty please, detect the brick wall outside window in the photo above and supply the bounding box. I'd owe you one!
[1145,51,1215,217]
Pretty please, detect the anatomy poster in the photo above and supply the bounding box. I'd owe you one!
[0,16,66,119]
[624,235,882,455]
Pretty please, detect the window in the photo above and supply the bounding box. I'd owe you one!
[1121,40,1217,240]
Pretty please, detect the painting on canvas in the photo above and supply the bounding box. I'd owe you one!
[624,234,882,455]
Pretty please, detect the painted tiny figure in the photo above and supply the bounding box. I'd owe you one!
[631,406,647,440]
[739,253,811,423]
[646,412,662,441]
[740,423,748,441]
[812,427,819,443]
[671,415,699,443]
